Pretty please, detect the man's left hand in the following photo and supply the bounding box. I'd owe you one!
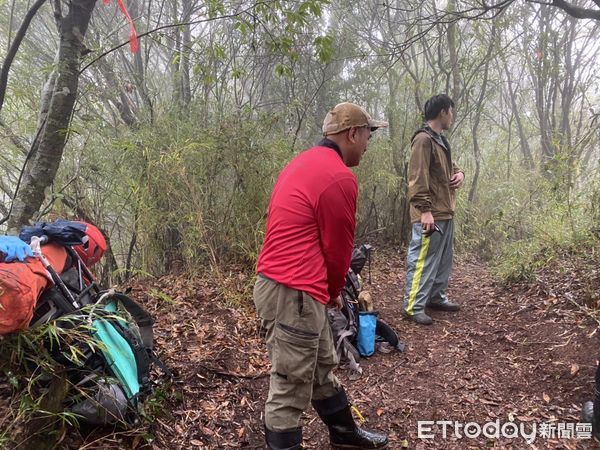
[328,295,343,310]
[449,172,465,189]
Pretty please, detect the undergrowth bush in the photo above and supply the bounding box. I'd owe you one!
[455,154,599,282]
[0,323,85,447]
[63,108,293,277]
[0,318,164,448]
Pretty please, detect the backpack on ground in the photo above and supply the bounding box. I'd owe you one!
[0,242,69,335]
[328,244,404,377]
[14,221,169,426]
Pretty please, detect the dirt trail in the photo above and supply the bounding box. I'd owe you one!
[135,247,598,450]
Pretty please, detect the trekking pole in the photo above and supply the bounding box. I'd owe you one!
[30,236,80,312]
[364,244,372,285]
[63,246,101,300]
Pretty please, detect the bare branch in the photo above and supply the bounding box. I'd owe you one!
[52,0,62,30]
[0,118,28,155]
[0,117,47,226]
[0,0,49,116]
[547,0,600,20]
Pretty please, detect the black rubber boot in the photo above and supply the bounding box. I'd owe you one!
[582,363,600,440]
[265,426,303,450]
[312,389,388,449]
[581,401,600,440]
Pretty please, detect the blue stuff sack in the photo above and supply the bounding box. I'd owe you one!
[357,311,378,357]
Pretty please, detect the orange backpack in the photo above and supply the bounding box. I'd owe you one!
[0,243,69,335]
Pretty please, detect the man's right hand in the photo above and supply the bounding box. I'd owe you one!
[421,211,435,233]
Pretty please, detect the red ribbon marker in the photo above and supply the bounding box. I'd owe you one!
[104,0,139,53]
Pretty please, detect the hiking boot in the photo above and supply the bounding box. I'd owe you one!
[581,401,600,440]
[265,426,303,450]
[312,390,388,449]
[403,311,433,325]
[428,299,460,312]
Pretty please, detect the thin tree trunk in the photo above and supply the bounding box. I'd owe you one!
[95,58,138,127]
[446,0,462,104]
[125,211,138,282]
[502,58,534,170]
[387,71,412,244]
[181,0,192,107]
[128,0,154,122]
[171,0,183,108]
[468,24,496,203]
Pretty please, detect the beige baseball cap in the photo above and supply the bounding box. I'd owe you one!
[322,102,389,136]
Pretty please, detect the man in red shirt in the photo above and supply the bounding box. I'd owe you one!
[254,103,389,449]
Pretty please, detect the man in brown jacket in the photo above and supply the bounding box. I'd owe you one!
[402,94,465,325]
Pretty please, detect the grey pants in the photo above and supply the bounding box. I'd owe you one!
[254,275,341,431]
[402,220,454,315]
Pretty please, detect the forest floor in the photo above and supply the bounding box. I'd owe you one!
[127,246,599,450]
[3,245,599,449]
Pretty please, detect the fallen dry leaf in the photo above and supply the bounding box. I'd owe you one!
[570,363,580,376]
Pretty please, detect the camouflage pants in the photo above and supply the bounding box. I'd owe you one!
[254,275,341,431]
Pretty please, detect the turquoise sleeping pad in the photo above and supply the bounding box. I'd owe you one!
[91,301,140,400]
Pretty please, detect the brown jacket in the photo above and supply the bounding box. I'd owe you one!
[408,128,463,223]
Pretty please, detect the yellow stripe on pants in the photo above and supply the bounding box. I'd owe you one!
[406,235,430,315]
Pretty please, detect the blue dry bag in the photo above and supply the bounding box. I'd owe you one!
[357,311,378,357]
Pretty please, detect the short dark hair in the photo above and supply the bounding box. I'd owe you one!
[424,94,454,121]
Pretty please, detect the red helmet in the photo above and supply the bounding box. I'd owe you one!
[73,222,107,266]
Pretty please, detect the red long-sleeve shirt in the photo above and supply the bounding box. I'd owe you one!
[257,141,357,304]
